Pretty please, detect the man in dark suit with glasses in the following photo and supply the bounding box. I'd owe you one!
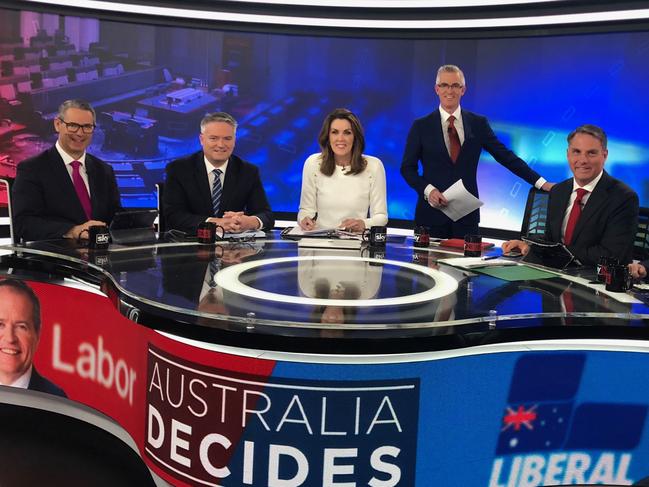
[12,99,121,242]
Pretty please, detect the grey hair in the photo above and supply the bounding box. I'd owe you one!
[200,112,238,134]
[567,124,608,150]
[57,99,96,123]
[435,64,466,86]
[0,278,42,334]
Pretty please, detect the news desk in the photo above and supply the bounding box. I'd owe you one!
[3,233,649,487]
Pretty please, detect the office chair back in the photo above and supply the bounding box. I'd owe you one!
[155,182,165,234]
[521,187,550,238]
[0,177,16,244]
[634,207,649,261]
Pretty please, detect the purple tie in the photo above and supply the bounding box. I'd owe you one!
[71,160,92,220]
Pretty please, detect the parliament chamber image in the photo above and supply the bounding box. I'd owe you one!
[2,1,649,486]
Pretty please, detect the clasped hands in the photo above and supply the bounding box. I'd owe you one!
[208,211,258,233]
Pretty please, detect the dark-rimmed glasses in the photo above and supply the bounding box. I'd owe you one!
[437,83,464,90]
[58,117,96,134]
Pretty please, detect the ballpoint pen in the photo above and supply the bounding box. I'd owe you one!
[481,255,500,261]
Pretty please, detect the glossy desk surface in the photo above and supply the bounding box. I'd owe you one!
[3,232,649,349]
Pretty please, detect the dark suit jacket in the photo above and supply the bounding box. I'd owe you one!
[28,368,67,398]
[163,152,274,234]
[401,109,541,227]
[12,146,121,241]
[545,171,638,266]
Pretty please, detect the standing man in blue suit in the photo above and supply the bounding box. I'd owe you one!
[401,64,553,238]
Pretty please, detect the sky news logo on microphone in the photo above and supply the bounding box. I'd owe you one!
[490,353,647,487]
[144,346,420,486]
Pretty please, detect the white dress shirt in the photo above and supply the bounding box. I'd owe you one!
[6,366,32,389]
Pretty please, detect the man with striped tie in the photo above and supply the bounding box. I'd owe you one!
[164,112,274,234]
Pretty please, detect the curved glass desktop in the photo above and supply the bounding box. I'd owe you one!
[2,232,648,350]
[3,232,649,486]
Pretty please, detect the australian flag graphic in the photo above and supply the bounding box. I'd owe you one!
[496,353,647,455]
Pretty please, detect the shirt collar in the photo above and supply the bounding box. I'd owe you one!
[439,105,462,123]
[572,170,604,193]
[56,141,87,166]
[7,366,32,389]
[204,156,228,176]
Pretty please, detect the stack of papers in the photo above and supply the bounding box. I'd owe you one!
[284,226,361,240]
[226,230,266,239]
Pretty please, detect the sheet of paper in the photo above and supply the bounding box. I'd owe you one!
[284,227,361,240]
[225,230,266,238]
[439,257,519,269]
[285,226,338,237]
[439,179,484,222]
[471,265,560,282]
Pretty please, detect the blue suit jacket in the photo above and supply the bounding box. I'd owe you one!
[401,109,541,227]
[545,171,638,266]
[163,151,274,234]
[12,146,121,241]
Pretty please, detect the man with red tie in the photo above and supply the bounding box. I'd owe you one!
[13,99,121,241]
[503,124,639,266]
[401,64,553,238]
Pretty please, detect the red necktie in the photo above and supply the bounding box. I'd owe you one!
[71,160,92,220]
[563,188,588,245]
[447,115,461,163]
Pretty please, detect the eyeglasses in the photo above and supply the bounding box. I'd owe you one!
[437,83,464,91]
[58,118,96,134]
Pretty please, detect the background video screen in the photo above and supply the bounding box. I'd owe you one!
[1,8,648,231]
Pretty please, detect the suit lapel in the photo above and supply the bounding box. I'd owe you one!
[461,109,474,142]
[549,181,572,240]
[194,153,213,215]
[85,155,100,218]
[221,156,240,212]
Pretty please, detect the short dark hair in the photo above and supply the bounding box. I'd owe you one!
[0,278,41,333]
[200,112,238,133]
[567,124,608,150]
[58,99,96,123]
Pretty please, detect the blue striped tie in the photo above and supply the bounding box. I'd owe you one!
[208,259,220,288]
[211,168,222,216]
